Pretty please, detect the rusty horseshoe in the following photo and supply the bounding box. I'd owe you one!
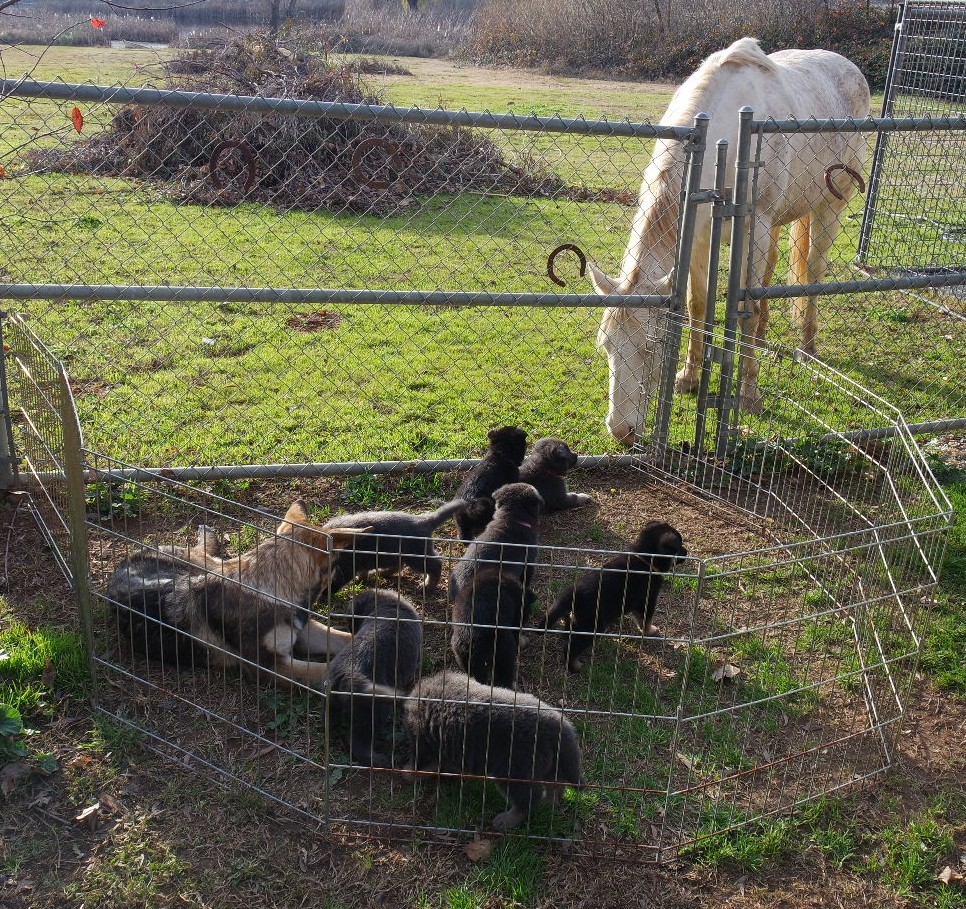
[547,243,587,287]
[351,138,406,191]
[823,164,866,201]
[209,139,257,194]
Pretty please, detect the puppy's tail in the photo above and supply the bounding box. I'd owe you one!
[540,589,573,630]
[418,497,471,530]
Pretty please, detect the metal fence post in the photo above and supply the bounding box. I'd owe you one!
[693,139,730,457]
[58,366,96,692]
[653,113,710,452]
[0,314,19,491]
[714,107,755,460]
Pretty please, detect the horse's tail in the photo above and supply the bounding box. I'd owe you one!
[788,215,817,353]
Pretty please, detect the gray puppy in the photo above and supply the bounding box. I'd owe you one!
[447,483,543,601]
[403,671,583,831]
[328,589,422,767]
[519,438,594,513]
[324,499,470,593]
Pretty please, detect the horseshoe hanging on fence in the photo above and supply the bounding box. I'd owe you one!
[823,163,866,201]
[351,138,406,191]
[547,243,587,287]
[209,139,257,194]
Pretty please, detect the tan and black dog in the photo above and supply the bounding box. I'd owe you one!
[107,500,368,686]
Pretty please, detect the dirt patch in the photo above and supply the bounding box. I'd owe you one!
[286,310,343,332]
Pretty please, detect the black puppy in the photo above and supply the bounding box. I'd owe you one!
[448,482,543,601]
[518,437,594,513]
[327,589,422,767]
[324,498,483,593]
[454,426,528,540]
[450,568,537,688]
[542,520,687,672]
[403,671,583,831]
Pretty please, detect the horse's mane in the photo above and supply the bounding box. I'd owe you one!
[617,38,779,292]
[664,37,777,127]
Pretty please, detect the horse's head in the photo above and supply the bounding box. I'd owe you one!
[590,265,674,447]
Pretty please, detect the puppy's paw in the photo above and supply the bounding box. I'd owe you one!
[571,493,595,508]
[644,622,662,637]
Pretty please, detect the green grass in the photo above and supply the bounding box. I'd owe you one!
[0,617,89,718]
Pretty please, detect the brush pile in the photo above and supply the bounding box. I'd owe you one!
[30,34,567,215]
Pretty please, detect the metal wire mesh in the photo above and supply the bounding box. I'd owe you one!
[0,78,690,469]
[735,114,966,427]
[860,2,966,273]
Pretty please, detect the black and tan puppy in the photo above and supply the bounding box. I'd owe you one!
[323,498,485,593]
[450,569,537,688]
[518,437,594,513]
[328,589,422,767]
[447,482,543,601]
[454,426,528,540]
[403,671,583,831]
[107,501,368,686]
[542,520,688,672]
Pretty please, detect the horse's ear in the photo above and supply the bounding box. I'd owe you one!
[587,260,620,296]
[656,268,675,294]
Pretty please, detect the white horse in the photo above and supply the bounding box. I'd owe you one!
[589,37,870,446]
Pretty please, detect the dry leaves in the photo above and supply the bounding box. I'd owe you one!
[41,658,56,689]
[463,837,494,862]
[938,866,964,885]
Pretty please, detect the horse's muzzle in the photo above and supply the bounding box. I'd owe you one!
[606,414,637,447]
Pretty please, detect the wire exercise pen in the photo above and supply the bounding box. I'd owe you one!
[0,67,959,854]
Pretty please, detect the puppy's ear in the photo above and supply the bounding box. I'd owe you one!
[487,428,499,442]
[277,499,310,533]
[328,526,373,550]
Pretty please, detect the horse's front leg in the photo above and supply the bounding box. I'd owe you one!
[674,253,710,394]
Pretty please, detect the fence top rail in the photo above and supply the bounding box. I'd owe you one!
[0,78,693,140]
[752,113,966,134]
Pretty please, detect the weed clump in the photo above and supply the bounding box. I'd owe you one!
[28,33,565,216]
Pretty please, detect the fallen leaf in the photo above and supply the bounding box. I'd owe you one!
[938,866,964,885]
[463,838,494,862]
[71,107,84,132]
[674,751,698,772]
[75,802,101,826]
[90,16,106,27]
[711,661,741,683]
[0,649,9,661]
[1,761,32,796]
[41,658,56,688]
[0,165,6,179]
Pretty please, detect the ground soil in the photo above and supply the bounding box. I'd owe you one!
[1,464,964,908]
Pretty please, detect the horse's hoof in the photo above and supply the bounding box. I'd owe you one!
[674,370,699,394]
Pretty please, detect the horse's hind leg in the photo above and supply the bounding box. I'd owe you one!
[738,221,780,412]
[798,204,846,356]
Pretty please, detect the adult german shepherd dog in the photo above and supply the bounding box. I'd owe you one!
[107,500,368,687]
